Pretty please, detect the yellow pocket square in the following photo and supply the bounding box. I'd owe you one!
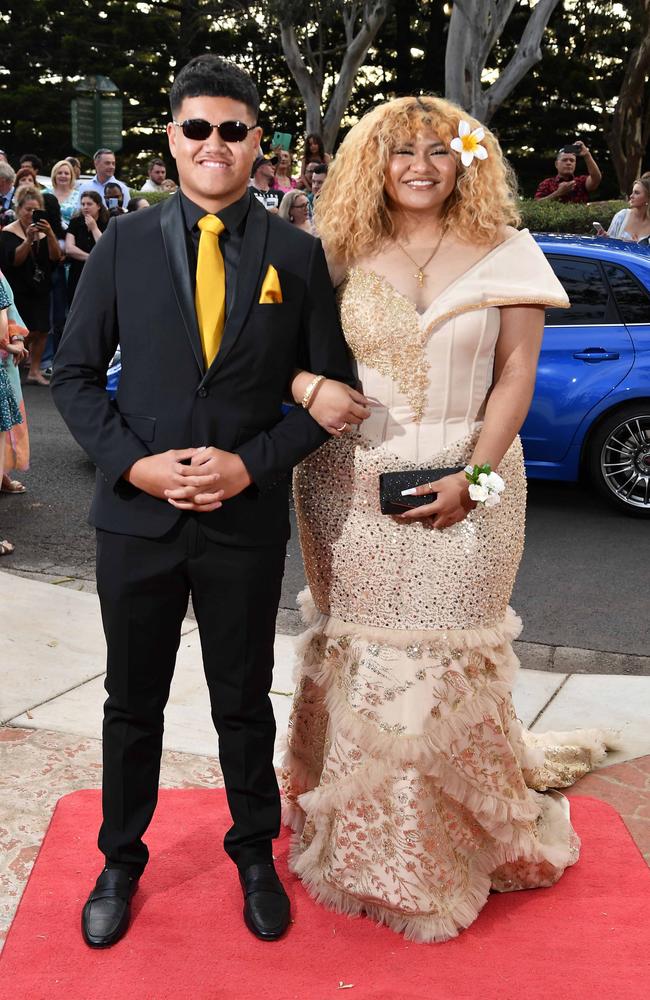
[259,265,283,304]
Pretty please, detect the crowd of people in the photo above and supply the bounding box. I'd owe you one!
[0,122,649,561]
[0,126,334,556]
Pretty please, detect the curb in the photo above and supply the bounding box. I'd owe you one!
[4,567,649,677]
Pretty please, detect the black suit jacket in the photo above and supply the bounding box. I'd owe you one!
[51,192,354,546]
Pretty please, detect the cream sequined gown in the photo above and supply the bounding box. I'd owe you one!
[282,230,613,943]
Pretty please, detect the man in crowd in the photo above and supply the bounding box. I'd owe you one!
[104,182,127,216]
[65,156,83,188]
[299,160,319,192]
[535,140,602,203]
[249,155,283,211]
[309,163,328,202]
[0,162,16,225]
[19,153,44,179]
[81,148,131,208]
[140,157,167,192]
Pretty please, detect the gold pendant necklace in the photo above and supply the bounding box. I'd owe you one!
[396,228,446,287]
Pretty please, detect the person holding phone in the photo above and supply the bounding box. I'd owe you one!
[534,141,602,203]
[65,192,109,303]
[103,182,127,216]
[0,186,61,385]
[271,149,297,193]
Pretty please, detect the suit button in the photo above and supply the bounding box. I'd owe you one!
[197,387,208,398]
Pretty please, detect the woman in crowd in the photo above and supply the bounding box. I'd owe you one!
[127,197,150,213]
[45,160,80,229]
[0,276,24,554]
[300,132,331,176]
[278,190,313,233]
[603,178,650,242]
[13,164,41,191]
[0,186,61,385]
[283,96,611,943]
[65,191,108,303]
[45,159,79,354]
[0,272,30,495]
[272,149,297,193]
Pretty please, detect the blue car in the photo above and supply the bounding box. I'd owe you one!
[525,235,650,517]
[107,234,650,517]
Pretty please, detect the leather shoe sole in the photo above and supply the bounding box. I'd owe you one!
[81,869,138,948]
[240,863,290,941]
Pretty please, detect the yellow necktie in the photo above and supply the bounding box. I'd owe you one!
[195,214,226,368]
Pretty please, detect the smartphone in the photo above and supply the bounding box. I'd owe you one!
[271,131,292,151]
[106,198,119,209]
[592,222,605,234]
[562,143,581,155]
[32,209,48,225]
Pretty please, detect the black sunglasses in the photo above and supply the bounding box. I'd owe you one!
[172,119,257,143]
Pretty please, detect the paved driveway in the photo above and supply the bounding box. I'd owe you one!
[2,382,648,657]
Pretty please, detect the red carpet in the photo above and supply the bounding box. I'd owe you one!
[1,790,649,1000]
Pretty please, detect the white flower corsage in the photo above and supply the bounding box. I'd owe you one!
[450,121,489,166]
[465,464,505,508]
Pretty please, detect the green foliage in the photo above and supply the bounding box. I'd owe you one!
[129,190,171,206]
[0,0,644,202]
[490,1,638,199]
[519,199,627,234]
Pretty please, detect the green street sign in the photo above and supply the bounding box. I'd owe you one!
[71,94,123,156]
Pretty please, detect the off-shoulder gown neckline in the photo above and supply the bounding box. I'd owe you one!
[348,228,526,322]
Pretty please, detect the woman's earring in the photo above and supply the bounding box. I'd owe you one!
[289,215,294,222]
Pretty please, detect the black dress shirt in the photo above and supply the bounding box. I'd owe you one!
[179,188,250,317]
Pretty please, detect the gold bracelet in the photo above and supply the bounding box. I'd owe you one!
[301,374,325,410]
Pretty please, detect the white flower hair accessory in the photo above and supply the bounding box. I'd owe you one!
[450,121,489,167]
[465,464,505,507]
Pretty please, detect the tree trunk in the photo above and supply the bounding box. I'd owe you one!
[177,0,203,64]
[279,21,324,136]
[394,0,413,95]
[445,0,561,123]
[278,2,388,152]
[423,0,447,97]
[607,2,650,195]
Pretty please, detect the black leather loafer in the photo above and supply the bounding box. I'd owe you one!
[81,868,138,948]
[239,862,290,941]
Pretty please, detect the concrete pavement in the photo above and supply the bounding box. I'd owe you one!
[2,569,649,950]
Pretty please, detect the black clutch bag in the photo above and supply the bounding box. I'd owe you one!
[379,466,465,514]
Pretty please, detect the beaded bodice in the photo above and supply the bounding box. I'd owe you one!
[338,229,568,462]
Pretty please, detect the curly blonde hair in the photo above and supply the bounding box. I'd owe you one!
[315,96,521,263]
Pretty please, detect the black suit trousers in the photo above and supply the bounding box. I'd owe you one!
[95,516,286,876]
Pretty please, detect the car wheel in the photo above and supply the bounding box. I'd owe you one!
[588,403,650,517]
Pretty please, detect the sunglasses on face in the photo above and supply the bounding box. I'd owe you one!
[172,119,257,142]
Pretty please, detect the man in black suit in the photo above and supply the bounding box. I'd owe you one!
[52,55,360,947]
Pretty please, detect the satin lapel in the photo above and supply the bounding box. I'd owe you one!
[206,195,269,380]
[160,193,204,375]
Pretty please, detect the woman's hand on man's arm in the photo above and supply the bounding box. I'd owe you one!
[290,370,371,436]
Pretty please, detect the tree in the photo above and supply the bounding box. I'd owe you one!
[274,1,389,151]
[445,0,563,123]
[606,0,650,193]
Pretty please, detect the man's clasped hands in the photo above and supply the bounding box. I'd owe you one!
[125,447,252,512]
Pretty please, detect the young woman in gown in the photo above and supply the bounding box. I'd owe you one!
[284,97,614,943]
